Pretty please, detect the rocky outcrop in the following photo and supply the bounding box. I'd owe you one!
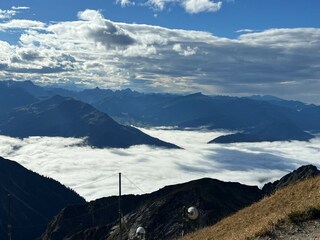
[40,165,320,240]
[40,178,263,240]
[262,165,320,195]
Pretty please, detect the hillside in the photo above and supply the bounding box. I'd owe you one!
[209,120,313,143]
[40,178,263,240]
[0,95,179,149]
[181,175,320,240]
[0,156,85,240]
[0,82,37,116]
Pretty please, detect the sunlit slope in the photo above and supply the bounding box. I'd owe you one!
[181,175,320,240]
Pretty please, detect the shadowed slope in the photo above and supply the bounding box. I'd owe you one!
[181,175,320,240]
[0,157,85,240]
[0,95,179,149]
[40,178,262,240]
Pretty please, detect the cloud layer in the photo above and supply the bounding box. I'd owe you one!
[0,9,320,103]
[0,128,319,201]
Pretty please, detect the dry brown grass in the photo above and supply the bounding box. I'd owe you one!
[180,175,320,240]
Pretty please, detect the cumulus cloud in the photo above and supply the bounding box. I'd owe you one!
[0,10,320,103]
[122,0,222,13]
[182,0,222,14]
[0,128,319,201]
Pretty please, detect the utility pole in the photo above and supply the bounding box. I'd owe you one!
[119,172,122,240]
[7,194,12,240]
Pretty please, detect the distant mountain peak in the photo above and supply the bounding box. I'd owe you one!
[188,92,204,97]
[249,95,284,101]
[0,95,179,149]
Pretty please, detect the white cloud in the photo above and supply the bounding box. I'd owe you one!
[146,0,176,11]
[0,19,45,31]
[173,43,198,56]
[0,128,319,201]
[120,0,222,13]
[236,29,255,33]
[0,9,17,19]
[116,0,135,7]
[0,6,29,20]
[182,0,222,14]
[11,6,30,10]
[1,10,320,103]
[77,9,104,22]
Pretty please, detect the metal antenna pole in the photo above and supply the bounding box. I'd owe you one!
[7,194,12,240]
[119,172,122,240]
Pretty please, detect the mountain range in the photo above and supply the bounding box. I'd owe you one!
[1,152,318,240]
[1,80,320,144]
[0,82,178,149]
[40,178,263,240]
[39,165,319,240]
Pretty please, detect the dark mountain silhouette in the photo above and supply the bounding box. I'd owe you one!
[209,120,313,143]
[93,92,318,142]
[40,165,320,240]
[0,156,85,240]
[40,178,263,240]
[95,92,294,129]
[262,165,320,195]
[93,92,178,126]
[2,80,320,143]
[0,95,179,149]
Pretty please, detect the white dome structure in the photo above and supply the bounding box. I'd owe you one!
[136,226,146,235]
[187,206,199,220]
[135,226,146,239]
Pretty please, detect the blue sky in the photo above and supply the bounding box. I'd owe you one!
[2,0,320,38]
[1,0,320,103]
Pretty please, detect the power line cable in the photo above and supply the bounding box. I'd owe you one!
[122,174,145,194]
[72,173,117,188]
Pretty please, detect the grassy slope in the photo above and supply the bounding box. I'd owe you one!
[181,175,320,240]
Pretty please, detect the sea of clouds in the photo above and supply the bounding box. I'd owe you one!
[0,128,319,201]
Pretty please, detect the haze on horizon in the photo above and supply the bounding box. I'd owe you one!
[0,0,320,104]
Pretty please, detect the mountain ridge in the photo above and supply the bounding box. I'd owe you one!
[181,172,320,240]
[39,165,319,240]
[0,95,179,149]
[0,156,86,240]
[1,80,320,144]
[40,178,263,240]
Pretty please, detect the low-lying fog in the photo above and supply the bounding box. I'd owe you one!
[0,128,319,201]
